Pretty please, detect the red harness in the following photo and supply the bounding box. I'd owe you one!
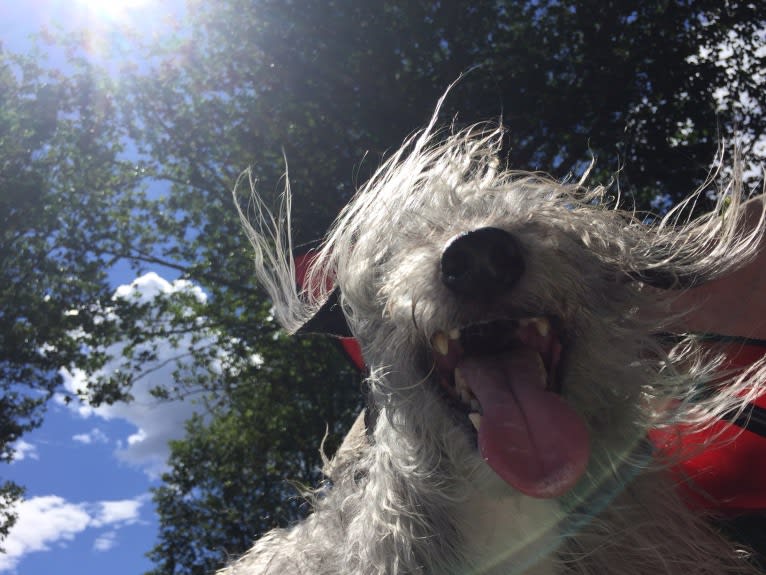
[650,339,766,512]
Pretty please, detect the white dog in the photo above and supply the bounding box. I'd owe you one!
[225,104,766,574]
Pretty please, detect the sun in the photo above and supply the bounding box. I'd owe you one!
[73,0,156,24]
[66,0,182,55]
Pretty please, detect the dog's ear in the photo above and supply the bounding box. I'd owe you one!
[294,246,353,337]
[296,287,353,337]
[294,280,364,372]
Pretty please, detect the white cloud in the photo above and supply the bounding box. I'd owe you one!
[0,495,146,573]
[112,271,207,305]
[93,530,117,552]
[92,499,144,527]
[72,427,109,445]
[55,272,219,478]
[11,440,38,463]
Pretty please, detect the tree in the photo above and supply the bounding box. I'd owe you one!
[0,47,144,541]
[146,337,362,575]
[111,0,765,253]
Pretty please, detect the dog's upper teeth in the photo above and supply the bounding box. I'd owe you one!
[448,328,460,340]
[432,331,449,355]
[517,317,551,338]
[532,317,550,337]
[468,412,482,431]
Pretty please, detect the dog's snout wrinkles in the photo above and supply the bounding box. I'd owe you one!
[440,227,525,297]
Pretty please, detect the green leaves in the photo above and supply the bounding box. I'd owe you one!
[0,47,134,542]
[146,336,361,575]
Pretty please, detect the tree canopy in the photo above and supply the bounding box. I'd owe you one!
[0,47,142,541]
[0,0,763,572]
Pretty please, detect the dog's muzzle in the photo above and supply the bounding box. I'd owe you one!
[434,226,591,499]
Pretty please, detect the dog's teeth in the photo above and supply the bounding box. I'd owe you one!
[454,368,468,392]
[516,317,551,338]
[448,328,460,340]
[454,368,475,405]
[432,332,449,355]
[468,413,482,431]
[533,318,550,337]
[533,353,547,386]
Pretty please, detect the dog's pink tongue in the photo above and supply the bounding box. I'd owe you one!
[457,350,590,498]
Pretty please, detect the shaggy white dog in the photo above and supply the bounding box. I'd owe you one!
[225,103,766,574]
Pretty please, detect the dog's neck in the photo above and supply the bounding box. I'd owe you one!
[338,408,564,574]
[454,471,562,575]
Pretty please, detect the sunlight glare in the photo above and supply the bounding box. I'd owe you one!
[64,0,182,61]
[73,0,156,24]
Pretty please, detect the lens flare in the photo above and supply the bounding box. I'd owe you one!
[74,0,155,23]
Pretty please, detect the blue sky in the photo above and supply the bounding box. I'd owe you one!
[2,272,206,575]
[2,2,194,574]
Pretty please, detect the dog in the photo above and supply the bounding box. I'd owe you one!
[225,104,766,574]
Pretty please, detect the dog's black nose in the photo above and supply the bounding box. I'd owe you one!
[440,227,525,297]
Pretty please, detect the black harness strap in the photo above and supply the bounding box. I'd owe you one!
[723,405,766,439]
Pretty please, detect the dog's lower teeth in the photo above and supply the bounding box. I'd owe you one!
[455,368,468,391]
[533,352,547,386]
[468,413,482,431]
[454,369,474,405]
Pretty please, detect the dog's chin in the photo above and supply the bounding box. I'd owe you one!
[426,317,591,499]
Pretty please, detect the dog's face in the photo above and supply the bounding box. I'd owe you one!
[318,128,663,503]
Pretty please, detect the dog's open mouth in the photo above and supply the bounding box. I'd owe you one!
[430,318,590,499]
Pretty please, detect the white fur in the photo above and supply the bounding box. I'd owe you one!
[226,108,766,574]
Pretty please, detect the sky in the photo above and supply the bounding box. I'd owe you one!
[2,273,205,575]
[1,2,194,574]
